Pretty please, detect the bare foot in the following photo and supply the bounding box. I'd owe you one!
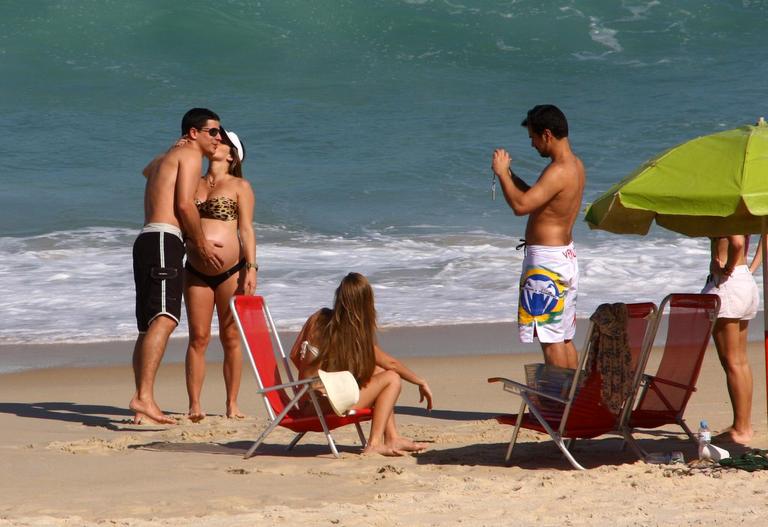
[226,403,245,419]
[133,413,178,425]
[390,437,429,452]
[188,412,206,423]
[714,427,754,446]
[362,444,406,457]
[129,397,176,425]
[187,402,206,423]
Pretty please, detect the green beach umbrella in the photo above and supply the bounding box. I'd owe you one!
[585,118,768,237]
[585,117,768,421]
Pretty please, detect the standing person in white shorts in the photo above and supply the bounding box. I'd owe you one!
[491,105,585,369]
[518,244,579,346]
[701,235,759,444]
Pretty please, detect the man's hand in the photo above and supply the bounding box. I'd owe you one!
[194,239,225,270]
[492,148,512,178]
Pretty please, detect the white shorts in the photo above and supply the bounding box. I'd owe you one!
[701,265,759,320]
[518,243,578,343]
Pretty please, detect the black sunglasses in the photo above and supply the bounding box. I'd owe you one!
[197,127,221,137]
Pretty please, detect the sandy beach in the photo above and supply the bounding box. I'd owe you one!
[1,324,767,526]
[6,1,768,525]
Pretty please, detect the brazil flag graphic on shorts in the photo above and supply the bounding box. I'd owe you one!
[518,265,566,328]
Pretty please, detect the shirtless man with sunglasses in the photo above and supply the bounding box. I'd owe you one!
[130,108,225,424]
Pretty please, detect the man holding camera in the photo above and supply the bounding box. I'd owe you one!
[491,104,585,369]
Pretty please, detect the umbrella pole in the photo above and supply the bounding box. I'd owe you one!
[763,218,768,426]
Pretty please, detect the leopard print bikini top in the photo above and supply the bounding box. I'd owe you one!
[195,196,238,221]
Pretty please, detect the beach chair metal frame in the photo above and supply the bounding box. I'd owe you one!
[619,293,720,459]
[231,295,372,459]
[489,302,658,470]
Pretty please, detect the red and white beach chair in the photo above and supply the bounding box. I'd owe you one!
[489,302,658,470]
[620,293,720,459]
[230,295,372,459]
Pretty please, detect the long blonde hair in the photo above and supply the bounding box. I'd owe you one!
[313,273,377,384]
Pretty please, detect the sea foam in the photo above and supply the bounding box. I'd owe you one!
[0,226,737,345]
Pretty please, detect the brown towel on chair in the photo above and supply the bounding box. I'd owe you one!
[585,303,633,413]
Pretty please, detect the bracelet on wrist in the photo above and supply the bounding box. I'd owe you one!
[246,262,259,271]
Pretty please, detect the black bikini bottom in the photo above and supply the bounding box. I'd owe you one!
[185,259,245,289]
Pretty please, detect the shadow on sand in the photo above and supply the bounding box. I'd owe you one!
[415,432,751,470]
[0,401,174,432]
[134,439,363,458]
[394,405,501,421]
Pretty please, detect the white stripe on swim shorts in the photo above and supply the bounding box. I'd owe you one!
[159,231,166,314]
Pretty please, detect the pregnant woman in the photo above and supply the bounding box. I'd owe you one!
[184,129,257,421]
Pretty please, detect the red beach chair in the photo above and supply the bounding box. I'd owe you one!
[230,295,372,458]
[620,293,719,458]
[489,302,657,470]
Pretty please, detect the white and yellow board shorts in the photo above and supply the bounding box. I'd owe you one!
[518,243,578,344]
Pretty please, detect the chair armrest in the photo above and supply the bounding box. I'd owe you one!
[258,376,319,395]
[488,377,569,404]
[642,374,697,392]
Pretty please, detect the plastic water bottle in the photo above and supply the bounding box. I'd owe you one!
[697,420,712,460]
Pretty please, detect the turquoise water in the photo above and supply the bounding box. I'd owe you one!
[1,0,767,344]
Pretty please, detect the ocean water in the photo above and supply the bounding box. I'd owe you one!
[2,0,767,345]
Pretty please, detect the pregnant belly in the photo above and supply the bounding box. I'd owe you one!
[187,225,242,275]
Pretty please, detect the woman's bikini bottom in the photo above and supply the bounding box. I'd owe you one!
[185,259,245,289]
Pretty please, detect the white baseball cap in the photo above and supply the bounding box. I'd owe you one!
[221,129,246,162]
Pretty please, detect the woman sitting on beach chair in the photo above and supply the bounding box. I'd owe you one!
[290,272,433,456]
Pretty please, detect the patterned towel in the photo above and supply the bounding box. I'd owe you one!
[585,303,633,413]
